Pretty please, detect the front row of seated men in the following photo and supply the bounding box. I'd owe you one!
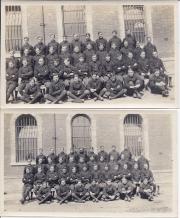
[20,146,159,204]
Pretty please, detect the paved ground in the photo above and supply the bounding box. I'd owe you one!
[4,176,174,215]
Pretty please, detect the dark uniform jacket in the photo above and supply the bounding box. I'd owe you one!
[89,183,101,194]
[75,62,89,78]
[106,79,123,93]
[47,40,59,54]
[22,172,34,185]
[140,169,154,182]
[83,49,94,63]
[34,42,46,55]
[109,150,119,162]
[69,172,80,184]
[103,184,117,195]
[125,57,138,71]
[34,172,46,184]
[20,43,34,56]
[24,83,41,96]
[33,54,46,67]
[20,55,34,67]
[6,57,20,69]
[102,60,114,75]
[18,66,33,82]
[144,42,157,59]
[87,78,103,93]
[149,57,166,74]
[35,164,47,174]
[137,155,149,170]
[57,184,71,196]
[139,183,153,192]
[6,68,18,83]
[119,168,131,180]
[34,64,50,83]
[36,154,47,164]
[96,50,108,64]
[61,64,76,79]
[138,57,149,75]
[124,74,143,88]
[108,36,122,50]
[23,164,35,175]
[46,53,60,67]
[58,171,70,183]
[131,168,141,182]
[109,49,121,62]
[120,47,132,58]
[80,171,92,184]
[49,64,63,79]
[97,151,109,162]
[74,183,87,194]
[133,47,143,60]
[123,34,136,49]
[46,171,58,186]
[113,59,126,75]
[96,38,108,51]
[49,80,65,96]
[84,39,96,51]
[71,52,83,66]
[118,181,134,192]
[38,186,51,198]
[59,40,71,53]
[69,80,85,94]
[149,75,166,88]
[59,52,72,64]
[71,39,84,52]
[88,61,102,76]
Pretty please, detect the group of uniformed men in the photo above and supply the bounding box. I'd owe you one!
[7,30,170,104]
[21,146,159,205]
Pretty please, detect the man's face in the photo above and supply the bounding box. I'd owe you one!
[53,75,59,83]
[92,74,97,80]
[30,79,35,86]
[153,52,158,58]
[62,168,67,173]
[74,75,79,82]
[86,34,90,40]
[74,46,80,53]
[35,48,41,55]
[123,164,128,169]
[147,37,151,43]
[49,47,54,54]
[26,168,30,174]
[105,56,111,62]
[59,157,63,163]
[62,46,67,53]
[100,156,104,162]
[117,55,122,61]
[124,41,128,47]
[114,165,119,171]
[92,55,97,62]
[90,156,94,161]
[72,167,76,173]
[126,29,131,35]
[9,51,14,57]
[24,38,29,43]
[38,58,44,66]
[22,60,28,67]
[122,177,127,184]
[87,43,92,50]
[104,166,109,171]
[93,165,98,171]
[24,49,29,56]
[38,158,43,164]
[61,180,66,185]
[112,32,117,37]
[136,41,140,48]
[140,52,146,59]
[128,69,134,77]
[111,43,117,49]
[98,32,103,38]
[54,60,59,66]
[38,37,43,43]
[50,166,54,172]
[154,70,160,77]
[83,167,87,171]
[134,163,138,169]
[143,178,148,185]
[8,62,14,68]
[48,157,52,163]
[121,154,125,159]
[38,167,42,173]
[64,59,70,66]
[50,35,55,41]
[110,155,114,161]
[42,182,47,188]
[128,52,133,59]
[99,44,104,51]
[79,57,84,63]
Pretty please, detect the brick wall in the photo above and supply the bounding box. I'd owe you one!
[26,6,58,46]
[151,5,174,58]
[4,112,173,177]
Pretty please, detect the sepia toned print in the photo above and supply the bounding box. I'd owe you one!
[2,109,177,217]
[1,1,178,108]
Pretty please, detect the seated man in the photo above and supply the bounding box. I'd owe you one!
[87,73,104,101]
[46,46,60,68]
[113,53,127,79]
[67,74,90,103]
[139,177,154,201]
[56,179,72,204]
[49,58,63,80]
[72,180,89,203]
[71,46,83,66]
[18,58,34,96]
[109,145,120,162]
[131,162,141,195]
[34,57,51,90]
[102,179,118,201]
[6,61,18,103]
[125,52,139,72]
[34,166,46,195]
[37,181,53,205]
[102,72,126,100]
[20,167,34,204]
[46,165,59,190]
[123,68,144,99]
[118,176,134,202]
[89,179,103,202]
[101,53,114,83]
[20,78,43,104]
[149,69,169,97]
[20,48,34,68]
[88,54,103,78]
[36,148,47,165]
[45,74,67,104]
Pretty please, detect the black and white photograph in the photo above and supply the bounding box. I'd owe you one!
[1,1,177,108]
[3,109,177,216]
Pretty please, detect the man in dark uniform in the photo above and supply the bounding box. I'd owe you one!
[102,179,118,201]
[137,152,150,171]
[118,176,134,201]
[20,36,34,56]
[97,146,109,162]
[113,53,127,79]
[46,165,59,190]
[149,69,169,97]
[87,73,104,101]
[123,68,144,99]
[109,145,120,162]
[101,53,114,82]
[123,29,136,50]
[20,78,43,104]
[84,33,96,51]
[71,46,83,66]
[34,166,46,195]
[37,181,53,204]
[125,52,139,72]
[20,48,34,68]
[96,43,108,64]
[71,33,84,52]
[59,35,71,54]
[75,55,90,86]
[34,57,51,90]
[120,40,132,59]
[110,163,121,183]
[120,148,132,162]
[89,179,103,202]
[69,166,80,188]
[99,163,111,188]
[23,158,35,175]
[34,36,46,55]
[49,58,63,80]
[59,45,72,64]
[6,61,18,103]
[36,148,47,165]
[67,74,90,103]
[149,51,167,74]
[56,179,72,204]
[131,162,141,195]
[103,72,126,100]
[47,34,59,54]
[58,165,70,184]
[88,54,103,78]
[44,74,67,104]
[46,46,60,68]
[18,58,34,96]
[144,37,157,59]
[35,157,47,174]
[6,50,20,69]
[33,47,46,67]
[56,154,68,174]
[80,164,92,189]
[108,30,122,51]
[96,32,108,51]
[139,177,154,201]
[47,148,58,164]
[133,41,143,60]
[83,43,95,63]
[20,167,34,204]
[119,163,131,180]
[72,180,89,203]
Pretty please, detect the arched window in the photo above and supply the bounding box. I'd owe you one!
[15,114,38,162]
[71,114,91,151]
[124,114,143,157]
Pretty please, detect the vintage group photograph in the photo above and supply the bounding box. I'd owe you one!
[1,1,177,108]
[3,109,177,216]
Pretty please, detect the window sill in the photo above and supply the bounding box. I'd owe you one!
[10,161,36,166]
